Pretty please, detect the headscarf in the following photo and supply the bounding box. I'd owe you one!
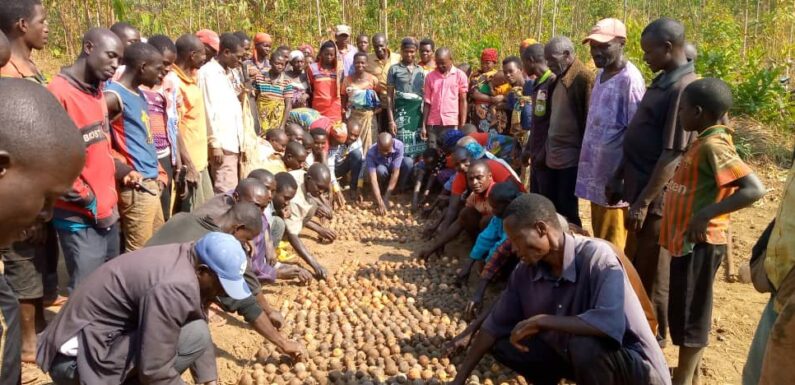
[441,129,465,152]
[463,141,486,160]
[330,122,348,143]
[253,32,273,63]
[195,29,219,52]
[480,48,498,63]
[299,43,314,58]
[289,50,304,61]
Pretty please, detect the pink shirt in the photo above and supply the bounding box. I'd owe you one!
[423,66,468,126]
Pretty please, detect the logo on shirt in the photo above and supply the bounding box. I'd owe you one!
[665,180,687,195]
[80,123,108,146]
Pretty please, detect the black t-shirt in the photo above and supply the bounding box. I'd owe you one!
[623,62,697,215]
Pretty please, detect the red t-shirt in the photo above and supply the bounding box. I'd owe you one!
[451,159,523,195]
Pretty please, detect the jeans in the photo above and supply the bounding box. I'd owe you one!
[49,319,212,385]
[375,156,414,192]
[335,148,363,192]
[57,223,120,294]
[0,275,20,385]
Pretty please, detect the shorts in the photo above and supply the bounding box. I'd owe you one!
[1,241,48,300]
[668,243,726,347]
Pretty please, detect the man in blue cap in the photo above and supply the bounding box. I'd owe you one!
[36,232,250,385]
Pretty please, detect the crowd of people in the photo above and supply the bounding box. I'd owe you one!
[0,0,792,384]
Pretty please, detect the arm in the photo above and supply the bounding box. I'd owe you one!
[438,194,463,230]
[458,92,468,127]
[417,219,463,259]
[411,168,426,211]
[510,314,606,352]
[448,330,497,385]
[625,150,681,230]
[249,312,305,359]
[104,91,122,121]
[280,96,293,130]
[368,169,386,214]
[384,165,401,203]
[305,220,337,242]
[686,173,766,243]
[471,88,492,103]
[285,232,327,280]
[198,70,224,164]
[386,85,396,134]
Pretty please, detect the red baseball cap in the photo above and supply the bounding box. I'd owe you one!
[583,18,627,44]
[196,29,220,52]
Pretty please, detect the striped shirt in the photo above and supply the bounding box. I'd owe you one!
[660,126,752,256]
[253,71,294,102]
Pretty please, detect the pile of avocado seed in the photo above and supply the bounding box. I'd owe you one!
[325,203,422,244]
[237,255,527,385]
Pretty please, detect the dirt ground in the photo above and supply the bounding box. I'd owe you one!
[200,160,787,385]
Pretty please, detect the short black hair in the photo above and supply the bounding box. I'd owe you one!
[353,51,368,62]
[502,55,521,68]
[147,34,176,55]
[175,33,203,58]
[285,140,307,157]
[228,201,263,234]
[233,31,250,43]
[641,17,686,46]
[219,32,242,52]
[122,42,161,68]
[682,77,733,118]
[235,177,266,198]
[489,181,521,205]
[309,127,328,138]
[503,193,561,231]
[419,38,434,49]
[319,40,336,55]
[422,147,439,160]
[0,0,41,34]
[264,128,285,141]
[110,22,137,38]
[522,43,545,62]
[247,168,274,184]
[275,171,298,192]
[400,37,417,49]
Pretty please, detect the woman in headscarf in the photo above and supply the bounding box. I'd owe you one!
[341,52,380,155]
[253,51,293,131]
[251,32,273,75]
[285,50,310,108]
[299,44,315,66]
[306,40,343,122]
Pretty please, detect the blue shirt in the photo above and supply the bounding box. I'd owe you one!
[483,234,671,384]
[366,139,405,171]
[469,216,506,261]
[106,82,160,179]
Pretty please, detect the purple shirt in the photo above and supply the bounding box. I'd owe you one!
[483,234,670,385]
[423,66,468,126]
[366,139,405,171]
[576,62,645,207]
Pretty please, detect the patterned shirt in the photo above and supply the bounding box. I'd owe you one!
[254,71,294,102]
[765,159,795,310]
[660,126,753,256]
[576,62,646,206]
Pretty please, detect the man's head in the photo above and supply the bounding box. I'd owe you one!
[219,201,263,243]
[488,181,521,218]
[0,79,86,247]
[0,0,47,50]
[502,56,523,85]
[460,123,477,136]
[193,232,251,301]
[175,33,206,70]
[233,31,252,61]
[435,47,453,73]
[110,22,140,47]
[274,45,290,62]
[583,18,627,69]
[305,163,332,197]
[346,121,362,145]
[196,29,219,61]
[684,41,697,63]
[522,43,547,78]
[302,131,315,153]
[421,147,439,165]
[283,141,308,171]
[217,33,244,69]
[640,17,686,73]
[480,48,498,73]
[544,36,575,76]
[309,128,328,155]
[372,33,388,60]
[356,34,369,52]
[419,38,434,64]
[376,132,395,157]
[265,128,288,153]
[79,28,123,85]
[451,147,472,174]
[233,178,271,211]
[273,172,298,218]
[147,35,177,76]
[122,42,164,88]
[503,193,564,266]
[467,159,493,195]
[399,37,417,64]
[679,77,733,132]
[335,24,351,47]
[247,169,276,196]
[285,123,305,143]
[0,31,11,67]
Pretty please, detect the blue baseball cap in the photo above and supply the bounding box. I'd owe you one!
[194,232,251,300]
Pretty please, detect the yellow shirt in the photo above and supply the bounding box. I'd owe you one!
[172,66,209,171]
[367,50,400,95]
[766,160,795,311]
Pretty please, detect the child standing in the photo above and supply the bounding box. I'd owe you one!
[660,78,766,385]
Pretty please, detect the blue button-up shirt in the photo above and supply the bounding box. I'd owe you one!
[483,233,670,384]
